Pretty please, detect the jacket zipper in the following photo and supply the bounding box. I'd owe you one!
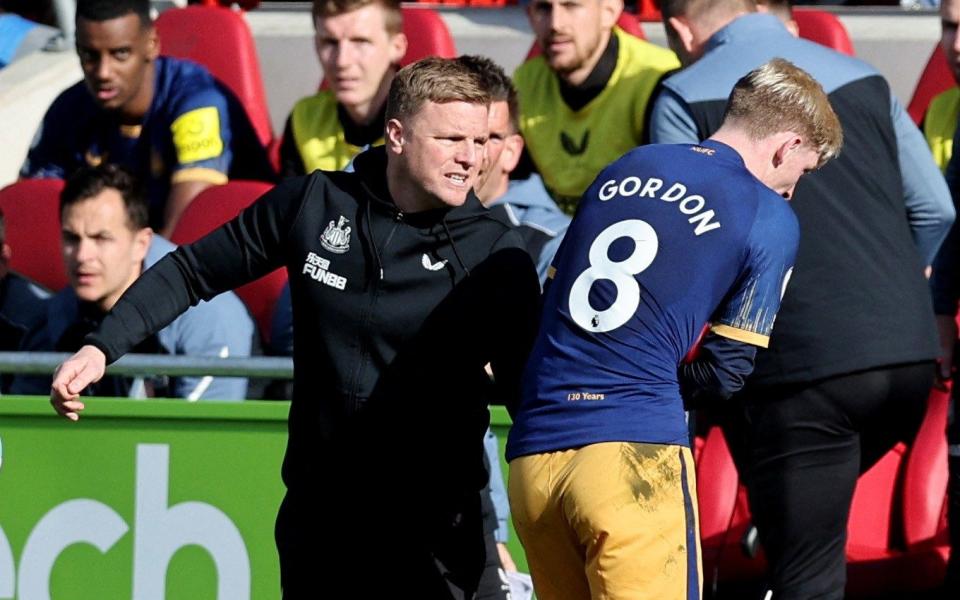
[349,210,404,411]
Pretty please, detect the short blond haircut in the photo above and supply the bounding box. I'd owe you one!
[312,0,402,35]
[386,57,491,123]
[724,58,842,166]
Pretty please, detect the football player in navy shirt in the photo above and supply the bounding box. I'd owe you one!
[21,0,273,237]
[506,59,843,600]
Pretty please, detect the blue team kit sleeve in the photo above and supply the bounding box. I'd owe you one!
[165,67,233,185]
[710,197,799,347]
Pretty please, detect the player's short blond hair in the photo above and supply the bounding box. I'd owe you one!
[312,0,402,35]
[724,58,843,166]
[386,57,491,123]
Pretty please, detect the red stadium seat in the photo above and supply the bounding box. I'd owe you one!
[637,0,662,22]
[696,426,768,587]
[155,5,274,148]
[844,443,908,596]
[526,13,645,60]
[851,449,943,597]
[902,387,950,549]
[908,45,954,126]
[793,9,855,57]
[169,181,288,343]
[877,385,952,595]
[197,0,261,9]
[0,179,67,291]
[695,390,950,596]
[399,7,458,65]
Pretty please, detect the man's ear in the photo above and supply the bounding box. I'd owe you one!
[145,26,160,61]
[785,19,800,38]
[133,227,153,266]
[502,133,525,175]
[773,133,804,167]
[1,243,11,263]
[600,0,624,31]
[389,32,408,64]
[667,16,696,56]
[385,118,404,155]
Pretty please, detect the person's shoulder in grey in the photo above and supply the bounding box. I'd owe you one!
[650,10,952,265]
[147,236,254,401]
[12,237,253,400]
[489,174,570,284]
[651,13,874,145]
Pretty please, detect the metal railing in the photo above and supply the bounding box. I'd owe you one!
[0,352,294,379]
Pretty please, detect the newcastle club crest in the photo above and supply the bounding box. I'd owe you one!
[320,216,351,254]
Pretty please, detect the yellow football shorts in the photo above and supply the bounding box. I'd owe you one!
[509,441,702,600]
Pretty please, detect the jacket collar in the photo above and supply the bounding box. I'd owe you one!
[351,146,491,229]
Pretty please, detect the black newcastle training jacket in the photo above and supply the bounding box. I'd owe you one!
[87,147,541,526]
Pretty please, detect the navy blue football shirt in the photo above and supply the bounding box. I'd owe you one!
[506,140,799,459]
[21,56,271,230]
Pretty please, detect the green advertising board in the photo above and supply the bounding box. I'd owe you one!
[0,398,524,599]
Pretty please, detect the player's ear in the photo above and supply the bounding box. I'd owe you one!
[774,133,804,167]
[666,16,695,56]
[144,25,160,61]
[132,227,152,265]
[385,118,404,155]
[600,0,623,31]
[502,133,524,174]
[389,32,408,65]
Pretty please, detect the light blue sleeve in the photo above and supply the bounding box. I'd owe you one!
[892,93,955,265]
[161,291,253,401]
[648,87,701,145]
[484,428,510,543]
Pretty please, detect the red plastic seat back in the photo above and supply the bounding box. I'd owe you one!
[526,13,645,60]
[169,181,288,343]
[696,426,741,546]
[197,0,260,9]
[0,179,67,291]
[400,7,457,65]
[908,45,955,126]
[637,0,662,22]
[902,386,950,548]
[695,424,768,583]
[846,443,906,554]
[155,5,274,147]
[794,9,854,57]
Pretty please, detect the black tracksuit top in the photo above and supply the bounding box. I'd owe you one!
[88,147,541,504]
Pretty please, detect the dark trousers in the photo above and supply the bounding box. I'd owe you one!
[276,489,487,599]
[722,362,933,600]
